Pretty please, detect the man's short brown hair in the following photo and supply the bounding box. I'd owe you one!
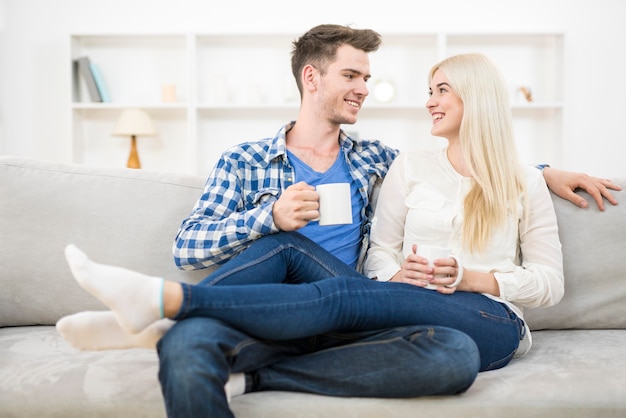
[291,24,382,96]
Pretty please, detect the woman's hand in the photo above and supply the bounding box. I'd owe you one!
[390,244,462,294]
[389,244,433,287]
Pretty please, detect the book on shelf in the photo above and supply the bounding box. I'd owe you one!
[89,62,111,102]
[74,56,102,102]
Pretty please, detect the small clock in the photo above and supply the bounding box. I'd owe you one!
[373,80,395,103]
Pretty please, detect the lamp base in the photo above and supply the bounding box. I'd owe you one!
[127,136,141,169]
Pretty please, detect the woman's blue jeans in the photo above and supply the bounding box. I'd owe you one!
[158,232,519,418]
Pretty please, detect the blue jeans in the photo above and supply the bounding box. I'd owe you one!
[158,232,488,418]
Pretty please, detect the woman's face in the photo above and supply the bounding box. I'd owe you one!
[426,69,463,141]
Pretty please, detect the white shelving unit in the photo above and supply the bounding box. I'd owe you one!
[69,32,563,176]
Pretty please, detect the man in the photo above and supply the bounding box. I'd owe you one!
[164,26,477,418]
[159,24,620,418]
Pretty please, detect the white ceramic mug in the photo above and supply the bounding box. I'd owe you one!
[315,183,352,226]
[415,244,463,289]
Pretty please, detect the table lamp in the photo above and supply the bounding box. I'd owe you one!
[112,108,156,169]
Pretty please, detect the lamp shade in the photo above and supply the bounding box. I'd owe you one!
[112,108,156,137]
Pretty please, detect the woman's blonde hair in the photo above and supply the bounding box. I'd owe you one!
[429,53,527,253]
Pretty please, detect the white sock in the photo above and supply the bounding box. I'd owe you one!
[56,311,175,350]
[225,373,246,402]
[65,244,164,334]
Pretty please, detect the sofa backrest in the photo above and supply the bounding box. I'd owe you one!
[524,179,626,330]
[0,156,210,327]
[1,156,625,330]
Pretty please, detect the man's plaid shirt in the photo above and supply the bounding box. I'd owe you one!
[173,122,398,272]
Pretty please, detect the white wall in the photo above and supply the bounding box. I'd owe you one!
[2,0,625,177]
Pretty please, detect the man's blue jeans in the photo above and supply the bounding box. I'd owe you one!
[158,232,502,418]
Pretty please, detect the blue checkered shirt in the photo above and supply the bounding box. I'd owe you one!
[173,122,398,271]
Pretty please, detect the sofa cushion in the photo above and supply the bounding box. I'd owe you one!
[231,329,626,417]
[2,326,625,418]
[0,157,210,327]
[524,179,626,330]
[0,326,165,417]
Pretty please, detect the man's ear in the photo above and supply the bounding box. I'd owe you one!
[302,64,318,91]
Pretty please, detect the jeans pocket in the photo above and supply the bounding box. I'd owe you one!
[480,305,525,339]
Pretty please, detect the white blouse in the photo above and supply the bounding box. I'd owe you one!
[363,148,564,355]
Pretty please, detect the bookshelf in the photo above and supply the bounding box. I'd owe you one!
[69,32,563,176]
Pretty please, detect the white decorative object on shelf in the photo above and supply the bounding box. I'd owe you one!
[161,84,177,103]
[372,79,395,103]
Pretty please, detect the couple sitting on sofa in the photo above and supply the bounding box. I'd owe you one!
[56,24,620,418]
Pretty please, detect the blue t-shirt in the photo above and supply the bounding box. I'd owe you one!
[287,149,363,268]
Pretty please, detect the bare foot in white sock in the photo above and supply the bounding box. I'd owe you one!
[56,311,174,350]
[65,244,164,334]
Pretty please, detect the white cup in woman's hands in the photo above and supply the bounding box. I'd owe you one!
[415,245,463,289]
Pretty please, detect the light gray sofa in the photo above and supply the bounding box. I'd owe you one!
[1,155,625,418]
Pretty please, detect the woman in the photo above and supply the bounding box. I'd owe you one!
[58,53,563,372]
[363,52,564,364]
